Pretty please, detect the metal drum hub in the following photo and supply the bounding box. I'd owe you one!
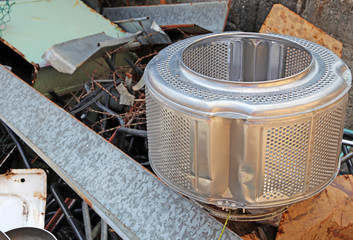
[144,32,352,210]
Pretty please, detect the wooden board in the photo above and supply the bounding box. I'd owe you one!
[276,175,353,239]
[259,4,342,57]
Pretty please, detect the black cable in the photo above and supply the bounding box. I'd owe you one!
[124,57,144,76]
[50,200,78,235]
[103,54,125,85]
[83,80,125,127]
[344,129,353,140]
[128,136,135,153]
[46,208,95,217]
[118,127,147,138]
[45,195,58,213]
[95,100,125,126]
[103,53,116,132]
[117,132,126,151]
[70,82,115,115]
[80,113,96,126]
[1,120,31,169]
[103,54,117,73]
[50,183,85,240]
[102,88,111,132]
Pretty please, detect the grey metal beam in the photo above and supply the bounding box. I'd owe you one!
[0,66,241,239]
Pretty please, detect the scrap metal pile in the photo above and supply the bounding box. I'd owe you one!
[0,0,231,239]
[1,29,353,240]
[0,5,209,237]
[60,29,193,170]
[0,0,353,240]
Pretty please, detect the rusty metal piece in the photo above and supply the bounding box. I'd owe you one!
[0,169,47,232]
[45,198,76,232]
[277,175,353,239]
[241,233,261,240]
[259,4,343,57]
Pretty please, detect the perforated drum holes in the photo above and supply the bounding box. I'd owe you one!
[183,42,230,81]
[146,94,192,190]
[144,32,351,209]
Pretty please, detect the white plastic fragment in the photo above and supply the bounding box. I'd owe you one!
[132,77,145,91]
[117,83,135,106]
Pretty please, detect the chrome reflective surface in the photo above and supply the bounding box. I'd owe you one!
[144,32,352,209]
[6,227,57,240]
[0,231,10,240]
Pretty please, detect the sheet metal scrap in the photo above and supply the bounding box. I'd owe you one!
[0,0,126,66]
[0,0,127,96]
[103,1,231,33]
[0,66,241,239]
[259,4,343,57]
[42,32,139,74]
[115,17,171,46]
[0,169,47,232]
[164,24,212,35]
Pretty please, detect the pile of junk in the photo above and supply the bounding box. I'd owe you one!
[0,0,352,239]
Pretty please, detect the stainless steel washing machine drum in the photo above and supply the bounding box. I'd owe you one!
[143,32,352,209]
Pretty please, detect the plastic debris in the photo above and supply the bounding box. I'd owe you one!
[117,83,135,106]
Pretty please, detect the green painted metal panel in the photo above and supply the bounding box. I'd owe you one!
[0,0,126,65]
